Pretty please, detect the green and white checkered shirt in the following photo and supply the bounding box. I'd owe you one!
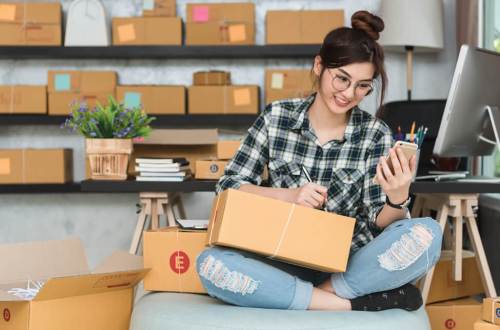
[216,94,394,253]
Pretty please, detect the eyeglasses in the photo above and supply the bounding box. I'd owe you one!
[326,69,374,97]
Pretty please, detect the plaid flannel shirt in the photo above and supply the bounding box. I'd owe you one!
[216,94,393,253]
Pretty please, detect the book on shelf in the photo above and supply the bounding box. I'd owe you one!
[136,174,192,182]
[135,157,189,166]
[138,171,189,177]
[135,165,190,173]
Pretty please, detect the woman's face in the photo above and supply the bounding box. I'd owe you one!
[313,57,375,116]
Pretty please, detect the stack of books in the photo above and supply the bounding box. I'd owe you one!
[135,157,191,182]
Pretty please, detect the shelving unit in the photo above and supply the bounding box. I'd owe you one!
[0,183,81,194]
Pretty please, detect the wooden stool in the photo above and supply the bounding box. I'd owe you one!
[412,193,497,302]
[129,192,186,254]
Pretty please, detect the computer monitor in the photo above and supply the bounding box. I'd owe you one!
[433,45,500,157]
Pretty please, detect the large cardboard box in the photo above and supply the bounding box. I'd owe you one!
[426,298,482,330]
[142,0,176,17]
[188,85,259,114]
[0,86,47,114]
[195,160,228,180]
[475,320,500,329]
[266,10,344,44]
[143,228,207,293]
[0,238,148,330]
[193,71,231,86]
[116,85,185,114]
[483,298,500,325]
[185,3,255,45]
[217,140,240,160]
[112,17,181,45]
[207,189,355,272]
[0,3,61,45]
[0,149,72,184]
[265,69,314,104]
[47,70,117,115]
[423,250,484,304]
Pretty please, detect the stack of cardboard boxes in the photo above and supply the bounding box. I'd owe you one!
[195,140,240,180]
[475,298,500,329]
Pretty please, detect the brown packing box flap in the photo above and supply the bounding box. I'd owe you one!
[426,298,482,330]
[0,86,47,114]
[143,227,207,293]
[142,0,176,17]
[0,3,62,46]
[217,140,240,160]
[207,189,355,272]
[195,160,228,180]
[188,85,259,114]
[193,71,231,86]
[116,85,186,114]
[423,250,484,304]
[482,298,500,325]
[112,17,182,45]
[266,10,344,45]
[475,320,500,329]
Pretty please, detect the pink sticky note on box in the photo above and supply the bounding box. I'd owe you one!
[192,6,209,22]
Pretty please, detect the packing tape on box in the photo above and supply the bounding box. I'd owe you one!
[21,149,26,183]
[9,85,15,113]
[270,203,296,258]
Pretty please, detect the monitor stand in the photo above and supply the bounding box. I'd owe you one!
[478,105,500,152]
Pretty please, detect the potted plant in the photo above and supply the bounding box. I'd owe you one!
[63,96,155,180]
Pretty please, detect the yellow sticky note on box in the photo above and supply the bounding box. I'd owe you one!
[233,88,251,106]
[0,4,16,21]
[228,24,246,43]
[271,73,285,89]
[0,158,11,175]
[118,24,136,42]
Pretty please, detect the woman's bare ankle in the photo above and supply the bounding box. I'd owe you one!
[308,287,352,311]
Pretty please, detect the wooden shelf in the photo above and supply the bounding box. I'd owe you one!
[0,183,81,194]
[80,179,217,193]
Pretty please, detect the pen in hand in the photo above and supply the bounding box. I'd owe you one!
[301,165,327,211]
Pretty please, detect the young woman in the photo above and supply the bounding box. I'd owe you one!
[196,11,442,312]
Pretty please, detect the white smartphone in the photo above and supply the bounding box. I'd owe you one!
[373,141,418,184]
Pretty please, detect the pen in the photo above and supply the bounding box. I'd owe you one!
[410,121,416,143]
[301,165,327,211]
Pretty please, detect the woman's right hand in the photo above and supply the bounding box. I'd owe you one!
[287,183,328,209]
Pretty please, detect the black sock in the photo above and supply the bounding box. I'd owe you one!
[350,283,423,312]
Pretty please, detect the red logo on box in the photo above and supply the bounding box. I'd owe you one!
[445,319,456,329]
[170,251,190,274]
[3,308,10,322]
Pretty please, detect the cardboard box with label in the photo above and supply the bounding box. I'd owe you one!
[265,69,314,104]
[188,85,259,114]
[0,86,47,114]
[47,70,117,115]
[195,160,228,180]
[0,238,148,330]
[112,17,181,45]
[266,10,344,45]
[0,2,62,45]
[186,3,255,45]
[426,298,482,330]
[0,149,72,184]
[142,0,176,17]
[193,71,231,86]
[207,189,355,272]
[217,140,240,160]
[475,320,500,330]
[116,85,185,114]
[143,227,207,293]
[422,250,484,304]
[483,298,500,325]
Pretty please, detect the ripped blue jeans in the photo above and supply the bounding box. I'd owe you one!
[195,217,442,310]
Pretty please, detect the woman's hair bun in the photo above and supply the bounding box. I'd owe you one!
[351,10,384,41]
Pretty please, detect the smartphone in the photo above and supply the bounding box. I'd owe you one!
[373,141,418,184]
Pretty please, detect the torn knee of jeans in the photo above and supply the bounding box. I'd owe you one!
[198,254,260,295]
[378,224,434,271]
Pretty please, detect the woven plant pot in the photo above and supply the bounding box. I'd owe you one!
[86,139,133,181]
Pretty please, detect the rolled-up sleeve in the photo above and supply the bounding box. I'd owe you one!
[215,110,269,194]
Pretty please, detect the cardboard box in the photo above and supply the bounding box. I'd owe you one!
[426,298,482,330]
[188,85,259,114]
[195,160,228,180]
[185,3,255,45]
[207,189,355,272]
[475,320,500,329]
[193,71,231,86]
[0,238,148,330]
[483,298,500,325]
[265,69,314,104]
[116,85,185,114]
[143,227,207,293]
[0,149,72,184]
[142,0,176,17]
[0,3,62,45]
[217,140,240,160]
[112,17,181,45]
[47,70,117,115]
[266,10,344,44]
[423,250,484,304]
[0,86,47,114]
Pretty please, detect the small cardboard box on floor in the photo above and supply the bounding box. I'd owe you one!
[265,69,314,104]
[142,0,176,17]
[483,298,500,325]
[112,17,181,45]
[426,298,482,330]
[0,86,47,114]
[143,227,207,293]
[188,85,259,114]
[185,3,255,45]
[0,238,148,330]
[0,2,62,45]
[266,10,344,44]
[116,85,185,114]
[207,189,355,272]
[475,320,500,329]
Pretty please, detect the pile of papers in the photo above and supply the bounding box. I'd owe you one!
[135,157,191,182]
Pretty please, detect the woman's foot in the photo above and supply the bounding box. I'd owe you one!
[350,283,423,312]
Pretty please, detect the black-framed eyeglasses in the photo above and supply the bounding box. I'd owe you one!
[326,69,374,97]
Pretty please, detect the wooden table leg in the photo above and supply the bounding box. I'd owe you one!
[453,214,463,281]
[129,199,150,255]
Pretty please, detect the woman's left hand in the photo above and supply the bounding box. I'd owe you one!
[375,147,417,204]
